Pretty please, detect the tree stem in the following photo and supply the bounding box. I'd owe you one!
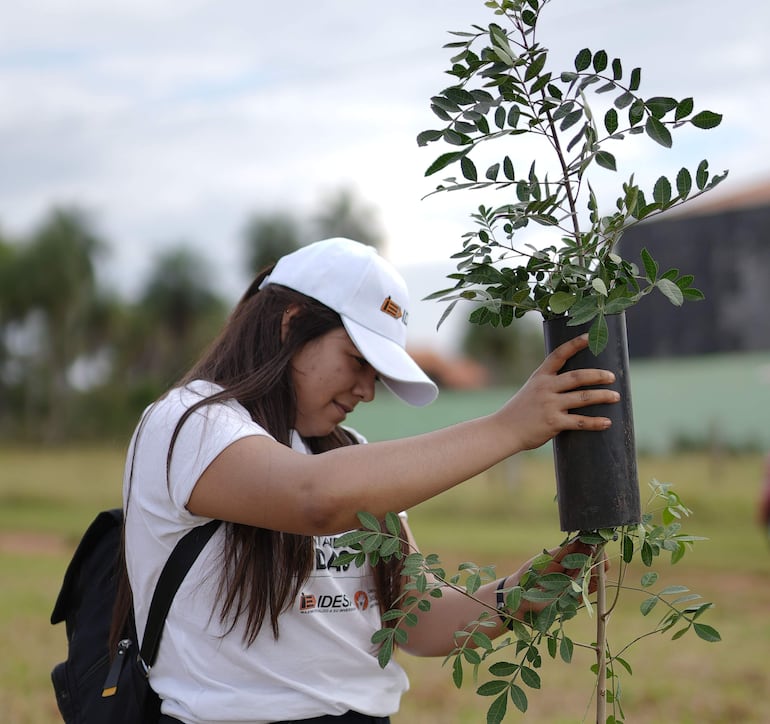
[596,552,608,724]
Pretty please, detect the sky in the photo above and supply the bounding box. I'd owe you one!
[2,0,769,350]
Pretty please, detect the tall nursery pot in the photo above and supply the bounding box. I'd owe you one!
[543,312,641,532]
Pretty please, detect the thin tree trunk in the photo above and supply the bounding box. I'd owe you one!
[596,558,608,724]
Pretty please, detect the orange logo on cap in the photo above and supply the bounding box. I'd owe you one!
[381,296,402,320]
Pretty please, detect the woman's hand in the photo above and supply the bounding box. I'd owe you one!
[503,538,609,622]
[499,333,620,452]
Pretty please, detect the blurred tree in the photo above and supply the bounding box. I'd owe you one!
[313,187,383,250]
[122,246,227,391]
[0,235,20,431]
[462,315,544,387]
[6,208,107,439]
[243,212,303,276]
[242,187,383,279]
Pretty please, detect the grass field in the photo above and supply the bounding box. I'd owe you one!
[1,446,769,723]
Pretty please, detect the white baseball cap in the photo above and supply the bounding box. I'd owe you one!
[259,238,438,406]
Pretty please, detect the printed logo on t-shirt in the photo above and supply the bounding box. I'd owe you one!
[300,590,371,614]
[354,590,369,611]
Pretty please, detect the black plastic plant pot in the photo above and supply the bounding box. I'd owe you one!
[542,312,641,532]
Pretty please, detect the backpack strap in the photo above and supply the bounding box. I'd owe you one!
[139,518,221,668]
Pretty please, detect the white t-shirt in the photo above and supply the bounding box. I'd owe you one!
[123,380,409,724]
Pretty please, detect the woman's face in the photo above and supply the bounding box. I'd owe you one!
[290,327,378,437]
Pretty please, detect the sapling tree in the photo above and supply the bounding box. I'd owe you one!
[336,481,720,723]
[420,0,727,353]
[337,1,725,721]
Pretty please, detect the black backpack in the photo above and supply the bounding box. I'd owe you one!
[51,508,220,723]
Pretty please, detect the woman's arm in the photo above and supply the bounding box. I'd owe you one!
[187,335,618,535]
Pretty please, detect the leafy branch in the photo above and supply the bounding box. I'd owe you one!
[339,480,719,723]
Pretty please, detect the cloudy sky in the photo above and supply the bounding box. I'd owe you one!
[2,0,768,347]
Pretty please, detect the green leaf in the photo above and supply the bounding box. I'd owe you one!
[444,86,476,106]
[452,654,463,688]
[657,278,685,306]
[676,167,692,199]
[675,97,694,121]
[560,108,583,131]
[357,511,381,532]
[641,540,654,566]
[595,150,617,171]
[603,296,635,315]
[629,66,641,91]
[478,680,509,697]
[509,683,528,713]
[621,534,634,563]
[487,692,508,724]
[672,626,690,640]
[547,635,557,658]
[549,291,576,314]
[593,49,608,72]
[431,95,460,114]
[690,110,723,129]
[693,623,722,642]
[494,106,506,130]
[645,96,677,118]
[567,296,599,325]
[520,666,541,690]
[612,57,622,79]
[628,99,645,127]
[489,661,518,677]
[416,129,443,147]
[443,128,471,146]
[384,511,401,537]
[430,103,451,122]
[461,156,478,181]
[653,175,672,205]
[525,50,547,82]
[659,585,690,596]
[641,248,658,281]
[591,278,608,296]
[425,150,467,176]
[588,314,608,355]
[604,108,619,135]
[574,48,591,72]
[640,596,658,615]
[561,552,589,569]
[683,287,705,301]
[377,636,393,668]
[614,91,633,109]
[645,116,672,147]
[503,156,515,180]
[696,159,709,189]
[379,535,402,558]
[560,635,574,663]
[615,656,633,675]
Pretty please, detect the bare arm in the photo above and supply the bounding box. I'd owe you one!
[187,335,619,535]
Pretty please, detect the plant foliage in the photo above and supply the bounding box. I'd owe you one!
[420,0,728,353]
[337,482,720,723]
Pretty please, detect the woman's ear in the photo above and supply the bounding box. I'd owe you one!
[280,304,301,343]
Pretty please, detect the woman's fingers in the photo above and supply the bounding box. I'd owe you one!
[538,333,591,374]
[552,367,617,392]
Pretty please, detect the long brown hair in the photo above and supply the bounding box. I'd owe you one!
[112,268,406,650]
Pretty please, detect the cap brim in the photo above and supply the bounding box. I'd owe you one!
[342,318,438,407]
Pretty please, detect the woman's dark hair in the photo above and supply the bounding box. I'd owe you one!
[111,267,406,650]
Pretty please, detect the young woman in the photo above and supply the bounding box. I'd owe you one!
[122,237,619,724]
